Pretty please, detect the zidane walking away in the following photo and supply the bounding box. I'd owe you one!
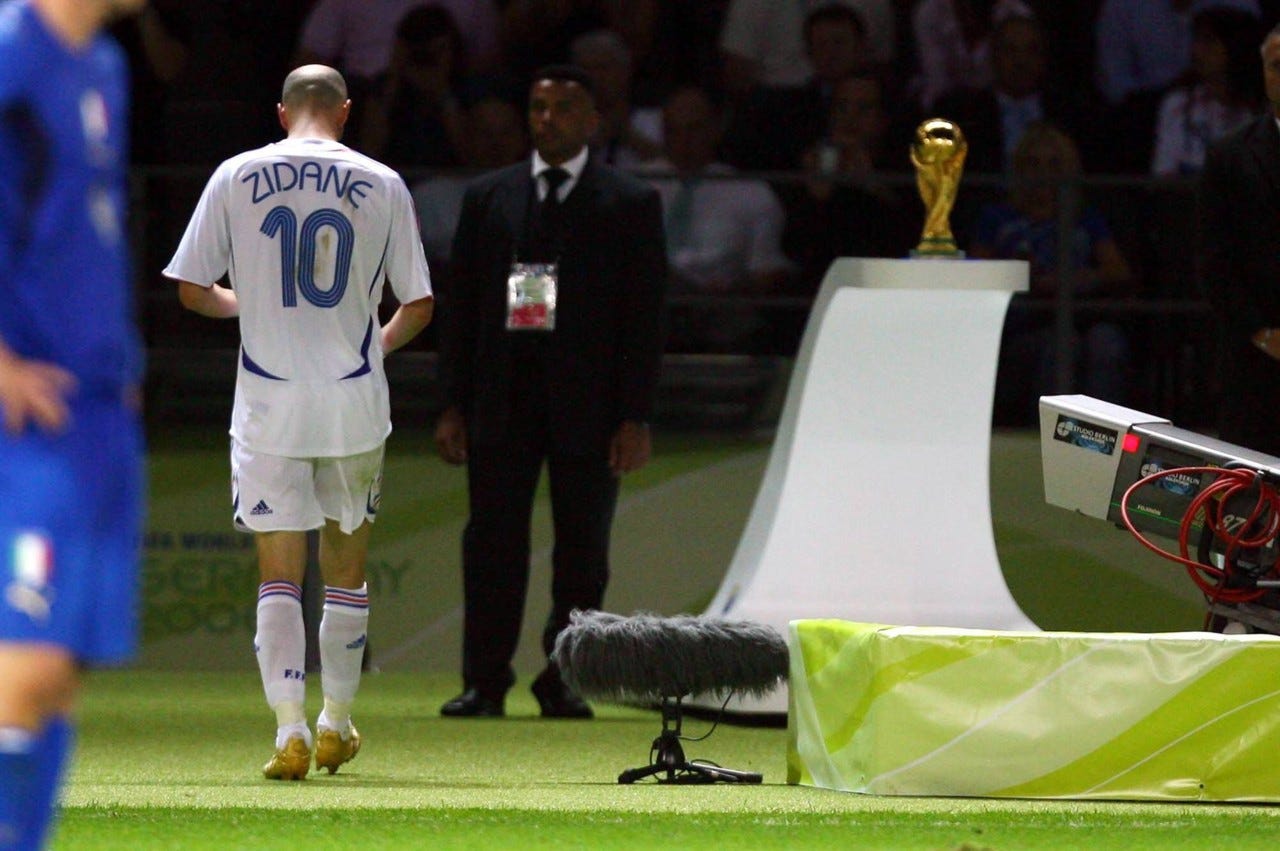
[164,65,433,778]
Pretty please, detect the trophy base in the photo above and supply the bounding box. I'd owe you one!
[910,236,964,259]
[909,248,966,260]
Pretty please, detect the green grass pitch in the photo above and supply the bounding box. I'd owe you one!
[57,671,1280,849]
[48,426,1269,848]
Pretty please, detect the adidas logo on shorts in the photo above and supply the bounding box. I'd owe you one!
[250,500,273,516]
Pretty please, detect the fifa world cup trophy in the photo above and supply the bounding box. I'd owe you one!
[910,117,967,257]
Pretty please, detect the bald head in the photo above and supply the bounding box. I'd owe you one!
[281,64,349,111]
[277,65,351,141]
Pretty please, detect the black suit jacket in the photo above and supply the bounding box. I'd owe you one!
[1198,113,1280,452]
[1200,114,1280,338]
[438,155,667,451]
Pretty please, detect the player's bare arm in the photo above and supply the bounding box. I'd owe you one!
[177,280,239,318]
[380,295,434,354]
[0,340,76,434]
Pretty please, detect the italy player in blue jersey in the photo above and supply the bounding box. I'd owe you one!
[0,0,147,847]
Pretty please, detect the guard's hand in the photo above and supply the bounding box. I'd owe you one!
[434,406,468,465]
[0,352,76,434]
[609,420,651,476]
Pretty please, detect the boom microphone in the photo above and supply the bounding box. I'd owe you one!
[550,609,790,785]
[551,609,789,702]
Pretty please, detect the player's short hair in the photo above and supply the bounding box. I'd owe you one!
[281,65,349,111]
[530,64,596,104]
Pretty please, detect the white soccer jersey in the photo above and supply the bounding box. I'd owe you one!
[164,137,432,457]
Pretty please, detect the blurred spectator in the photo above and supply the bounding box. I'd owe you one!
[1020,0,1103,101]
[724,4,880,169]
[295,0,501,117]
[147,1,289,164]
[500,0,659,85]
[628,3,729,107]
[911,0,1033,111]
[1197,21,1280,454]
[1093,0,1260,172]
[360,5,471,170]
[782,74,915,277]
[570,29,663,166]
[808,3,878,84]
[969,122,1136,424]
[411,96,530,270]
[718,0,895,99]
[644,86,793,351]
[111,2,190,165]
[933,14,1089,173]
[777,73,916,349]
[1151,6,1264,176]
[1095,0,1259,106]
[113,0,193,348]
[298,0,501,76]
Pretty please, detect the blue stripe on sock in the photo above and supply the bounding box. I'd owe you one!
[258,581,302,602]
[324,585,369,610]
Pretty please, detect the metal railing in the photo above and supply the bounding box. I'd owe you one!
[133,164,1214,429]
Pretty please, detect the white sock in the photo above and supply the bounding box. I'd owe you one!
[255,581,307,727]
[318,583,369,732]
[316,705,352,738]
[275,720,310,750]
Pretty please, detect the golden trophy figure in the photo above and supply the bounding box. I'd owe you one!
[910,117,967,258]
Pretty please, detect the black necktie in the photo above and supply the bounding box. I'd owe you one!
[541,167,570,208]
[532,168,570,259]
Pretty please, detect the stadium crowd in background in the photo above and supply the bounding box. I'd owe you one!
[119,0,1280,424]
[114,0,1280,174]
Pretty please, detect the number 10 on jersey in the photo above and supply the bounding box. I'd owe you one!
[261,205,355,308]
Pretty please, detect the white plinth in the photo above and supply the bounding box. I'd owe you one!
[696,258,1033,714]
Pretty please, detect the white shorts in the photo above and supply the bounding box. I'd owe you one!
[231,439,384,535]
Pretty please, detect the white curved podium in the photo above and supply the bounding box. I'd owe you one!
[699,258,1035,714]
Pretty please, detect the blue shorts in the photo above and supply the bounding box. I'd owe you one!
[0,394,144,666]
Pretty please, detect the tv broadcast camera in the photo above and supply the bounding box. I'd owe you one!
[1040,395,1280,635]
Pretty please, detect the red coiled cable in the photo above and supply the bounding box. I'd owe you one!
[1119,465,1280,604]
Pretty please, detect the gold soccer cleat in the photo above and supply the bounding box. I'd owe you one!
[262,735,311,781]
[314,724,361,775]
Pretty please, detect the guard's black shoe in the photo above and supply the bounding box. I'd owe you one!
[531,670,593,719]
[440,688,505,718]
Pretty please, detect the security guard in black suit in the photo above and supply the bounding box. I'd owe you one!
[434,65,667,717]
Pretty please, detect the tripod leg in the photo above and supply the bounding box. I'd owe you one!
[686,763,763,783]
[618,764,665,784]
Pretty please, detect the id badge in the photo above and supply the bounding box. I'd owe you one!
[507,262,558,331]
